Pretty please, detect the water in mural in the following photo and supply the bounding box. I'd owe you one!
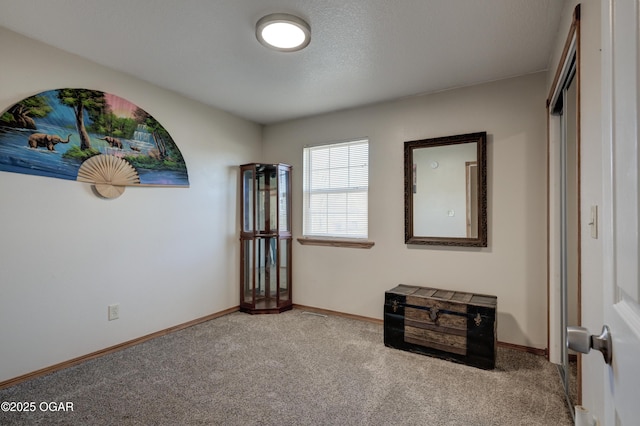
[0,89,189,186]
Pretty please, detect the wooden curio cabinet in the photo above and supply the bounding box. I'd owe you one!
[239,163,292,314]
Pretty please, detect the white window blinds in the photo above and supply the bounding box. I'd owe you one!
[303,139,369,238]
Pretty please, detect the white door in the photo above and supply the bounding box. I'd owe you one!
[601,0,640,424]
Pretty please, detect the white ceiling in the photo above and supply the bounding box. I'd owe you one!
[0,0,564,125]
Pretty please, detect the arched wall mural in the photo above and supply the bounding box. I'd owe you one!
[0,89,189,198]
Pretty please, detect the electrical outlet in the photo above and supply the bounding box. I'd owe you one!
[108,304,120,321]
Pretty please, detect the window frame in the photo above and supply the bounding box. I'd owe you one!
[298,138,374,249]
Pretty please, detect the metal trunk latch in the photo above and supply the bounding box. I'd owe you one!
[474,313,482,326]
[429,307,440,322]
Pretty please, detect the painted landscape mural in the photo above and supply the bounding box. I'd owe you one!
[0,89,189,186]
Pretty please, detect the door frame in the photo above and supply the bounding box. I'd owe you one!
[546,4,582,408]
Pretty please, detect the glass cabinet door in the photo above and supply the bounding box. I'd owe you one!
[242,168,254,233]
[279,166,290,233]
[242,239,253,304]
[256,171,267,233]
[278,238,290,302]
[268,168,277,233]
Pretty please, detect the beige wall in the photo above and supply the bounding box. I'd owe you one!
[0,27,262,383]
[263,73,548,348]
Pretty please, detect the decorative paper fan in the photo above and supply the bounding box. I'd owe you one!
[0,88,189,196]
[77,154,140,198]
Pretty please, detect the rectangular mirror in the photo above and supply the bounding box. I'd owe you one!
[404,132,487,246]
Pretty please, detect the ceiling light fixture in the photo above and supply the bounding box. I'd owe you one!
[256,13,311,52]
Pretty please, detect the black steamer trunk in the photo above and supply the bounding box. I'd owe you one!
[384,285,497,370]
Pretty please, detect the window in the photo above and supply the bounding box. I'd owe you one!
[303,139,369,239]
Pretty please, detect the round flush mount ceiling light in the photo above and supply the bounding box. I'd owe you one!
[256,13,311,52]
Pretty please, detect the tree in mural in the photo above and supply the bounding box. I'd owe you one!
[90,110,137,139]
[56,89,106,150]
[0,95,52,129]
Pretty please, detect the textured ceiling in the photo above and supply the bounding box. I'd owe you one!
[0,0,564,124]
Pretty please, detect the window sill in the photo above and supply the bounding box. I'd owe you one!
[296,237,375,249]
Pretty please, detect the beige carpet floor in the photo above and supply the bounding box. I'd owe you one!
[0,309,572,425]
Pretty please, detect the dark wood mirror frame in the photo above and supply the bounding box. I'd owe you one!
[404,131,487,247]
